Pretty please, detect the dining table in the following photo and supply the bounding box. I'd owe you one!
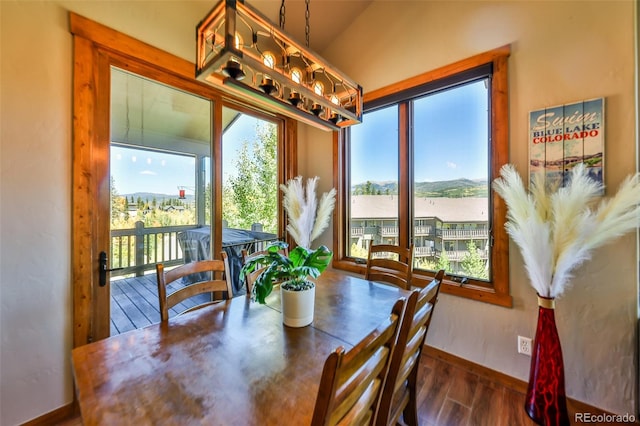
[71,270,410,425]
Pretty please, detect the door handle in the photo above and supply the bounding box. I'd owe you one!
[99,251,124,287]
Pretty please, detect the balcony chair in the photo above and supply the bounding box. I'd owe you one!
[156,251,233,321]
[241,246,288,297]
[365,243,415,290]
[375,269,445,426]
[311,297,408,426]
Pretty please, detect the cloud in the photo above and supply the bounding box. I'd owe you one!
[446,161,457,169]
[140,170,157,176]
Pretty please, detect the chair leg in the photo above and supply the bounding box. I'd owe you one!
[402,368,420,426]
[402,400,418,426]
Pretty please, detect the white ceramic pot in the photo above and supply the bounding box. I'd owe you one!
[280,283,315,327]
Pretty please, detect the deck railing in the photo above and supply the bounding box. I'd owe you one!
[111,222,197,277]
[351,225,487,240]
[110,222,281,279]
[443,249,489,261]
[441,228,488,240]
[414,246,438,257]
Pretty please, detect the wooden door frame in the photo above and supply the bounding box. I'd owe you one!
[71,13,297,347]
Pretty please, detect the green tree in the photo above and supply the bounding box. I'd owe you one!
[349,242,369,259]
[110,177,127,226]
[224,122,278,234]
[437,250,451,273]
[205,182,212,225]
[460,240,488,279]
[365,181,373,195]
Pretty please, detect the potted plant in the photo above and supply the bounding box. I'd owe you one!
[241,176,336,327]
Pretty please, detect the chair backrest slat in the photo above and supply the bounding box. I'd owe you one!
[375,269,445,426]
[156,252,233,322]
[312,297,407,426]
[365,244,414,290]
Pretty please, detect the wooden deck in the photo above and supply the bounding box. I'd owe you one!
[110,273,212,335]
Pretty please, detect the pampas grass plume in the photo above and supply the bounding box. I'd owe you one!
[493,163,640,298]
[281,176,336,249]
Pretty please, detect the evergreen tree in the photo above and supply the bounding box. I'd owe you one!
[437,250,451,273]
[110,177,127,226]
[460,240,488,279]
[365,181,373,195]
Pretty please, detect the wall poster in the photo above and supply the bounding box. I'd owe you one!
[529,98,604,193]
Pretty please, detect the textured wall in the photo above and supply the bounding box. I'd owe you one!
[0,2,211,424]
[318,0,637,415]
[0,1,636,424]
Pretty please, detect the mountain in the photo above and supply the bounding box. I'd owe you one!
[118,192,194,202]
[352,178,488,197]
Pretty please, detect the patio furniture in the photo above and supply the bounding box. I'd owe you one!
[177,226,277,294]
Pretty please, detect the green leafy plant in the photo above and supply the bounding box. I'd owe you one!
[240,176,336,304]
[241,241,333,304]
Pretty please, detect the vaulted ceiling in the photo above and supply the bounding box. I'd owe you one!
[111,0,372,153]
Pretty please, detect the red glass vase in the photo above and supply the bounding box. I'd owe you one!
[524,295,570,426]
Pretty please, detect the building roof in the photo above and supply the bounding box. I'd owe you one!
[350,195,488,223]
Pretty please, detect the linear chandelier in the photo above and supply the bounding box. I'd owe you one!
[196,0,363,131]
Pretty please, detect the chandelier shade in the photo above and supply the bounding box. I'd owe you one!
[196,0,363,131]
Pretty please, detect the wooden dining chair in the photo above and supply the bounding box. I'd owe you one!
[241,246,289,297]
[375,269,445,426]
[311,297,407,426]
[364,243,415,290]
[156,251,233,321]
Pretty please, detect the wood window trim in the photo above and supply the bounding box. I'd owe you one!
[332,45,512,308]
[70,12,298,347]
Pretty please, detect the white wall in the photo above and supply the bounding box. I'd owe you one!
[0,1,636,424]
[1,3,73,425]
[317,0,637,415]
[0,2,213,424]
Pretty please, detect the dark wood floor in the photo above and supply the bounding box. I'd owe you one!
[417,354,538,426]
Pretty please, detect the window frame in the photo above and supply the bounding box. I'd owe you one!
[333,46,512,307]
[70,12,299,346]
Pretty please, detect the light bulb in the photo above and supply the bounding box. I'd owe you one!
[263,51,276,69]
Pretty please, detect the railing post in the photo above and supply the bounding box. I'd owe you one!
[135,221,145,277]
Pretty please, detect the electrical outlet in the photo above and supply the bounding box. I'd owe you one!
[518,336,532,356]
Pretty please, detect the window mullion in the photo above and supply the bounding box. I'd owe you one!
[398,101,411,249]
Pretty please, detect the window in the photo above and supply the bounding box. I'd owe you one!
[70,12,299,344]
[222,107,279,235]
[335,46,511,307]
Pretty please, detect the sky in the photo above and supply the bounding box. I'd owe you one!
[111,146,196,196]
[111,113,264,196]
[111,79,488,195]
[350,79,489,185]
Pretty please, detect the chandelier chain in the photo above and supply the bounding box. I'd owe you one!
[305,0,310,47]
[279,0,285,29]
